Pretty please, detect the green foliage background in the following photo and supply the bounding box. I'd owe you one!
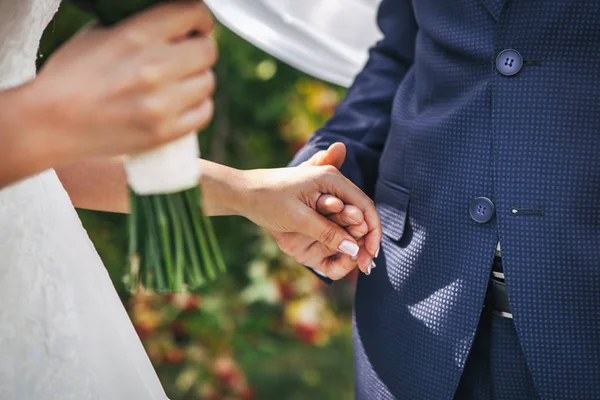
[40,4,356,399]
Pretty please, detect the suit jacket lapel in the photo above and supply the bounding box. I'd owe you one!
[479,0,508,21]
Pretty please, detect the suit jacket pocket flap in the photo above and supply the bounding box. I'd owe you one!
[374,180,410,242]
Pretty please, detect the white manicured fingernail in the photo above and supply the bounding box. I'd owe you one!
[375,247,380,258]
[339,240,359,257]
[366,265,372,275]
[371,260,377,269]
[313,269,328,278]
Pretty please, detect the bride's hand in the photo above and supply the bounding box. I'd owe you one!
[263,143,377,279]
[317,195,370,239]
[235,166,381,275]
[270,195,374,279]
[19,1,216,165]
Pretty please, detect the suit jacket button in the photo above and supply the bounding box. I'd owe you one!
[469,197,496,223]
[496,49,523,76]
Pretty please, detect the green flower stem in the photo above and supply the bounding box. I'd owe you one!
[143,197,167,290]
[169,194,205,288]
[129,188,225,293]
[202,211,227,274]
[187,189,226,272]
[162,195,185,292]
[127,190,140,290]
[185,190,217,281]
[152,196,174,292]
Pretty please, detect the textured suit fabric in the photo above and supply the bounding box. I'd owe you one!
[290,0,600,399]
[454,307,539,400]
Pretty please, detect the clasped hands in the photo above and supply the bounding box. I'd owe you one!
[267,143,380,280]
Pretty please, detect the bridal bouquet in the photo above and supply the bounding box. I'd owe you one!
[76,0,225,293]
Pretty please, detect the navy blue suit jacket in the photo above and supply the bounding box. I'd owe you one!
[291,1,600,399]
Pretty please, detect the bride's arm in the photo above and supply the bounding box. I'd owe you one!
[55,156,130,213]
[56,155,381,275]
[0,87,60,187]
[55,156,245,216]
[56,156,357,218]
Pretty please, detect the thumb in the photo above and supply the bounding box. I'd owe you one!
[303,142,347,168]
[302,209,360,257]
[317,142,346,168]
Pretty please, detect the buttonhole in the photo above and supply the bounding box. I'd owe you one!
[510,207,544,216]
[524,59,542,66]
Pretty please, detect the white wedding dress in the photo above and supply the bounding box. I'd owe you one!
[0,1,168,399]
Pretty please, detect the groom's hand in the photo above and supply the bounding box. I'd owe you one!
[269,196,372,279]
[317,195,370,239]
[270,143,379,280]
[305,143,378,261]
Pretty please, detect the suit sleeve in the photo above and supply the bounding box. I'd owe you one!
[290,0,418,198]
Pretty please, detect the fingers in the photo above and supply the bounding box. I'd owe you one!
[317,192,368,240]
[320,239,374,278]
[324,204,367,238]
[313,171,379,259]
[270,231,371,280]
[326,204,364,227]
[300,150,325,167]
[128,36,216,91]
[347,221,368,239]
[120,1,214,42]
[302,241,339,269]
[271,231,314,259]
[138,99,214,148]
[172,99,214,136]
[300,209,361,257]
[158,70,216,117]
[319,252,364,280]
[302,142,346,168]
[318,168,382,257]
[356,247,376,274]
[271,231,356,276]
[317,142,346,169]
[305,237,370,278]
[158,37,218,82]
[316,194,344,216]
[363,228,383,263]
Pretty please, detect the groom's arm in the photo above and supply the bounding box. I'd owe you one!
[290,0,418,197]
